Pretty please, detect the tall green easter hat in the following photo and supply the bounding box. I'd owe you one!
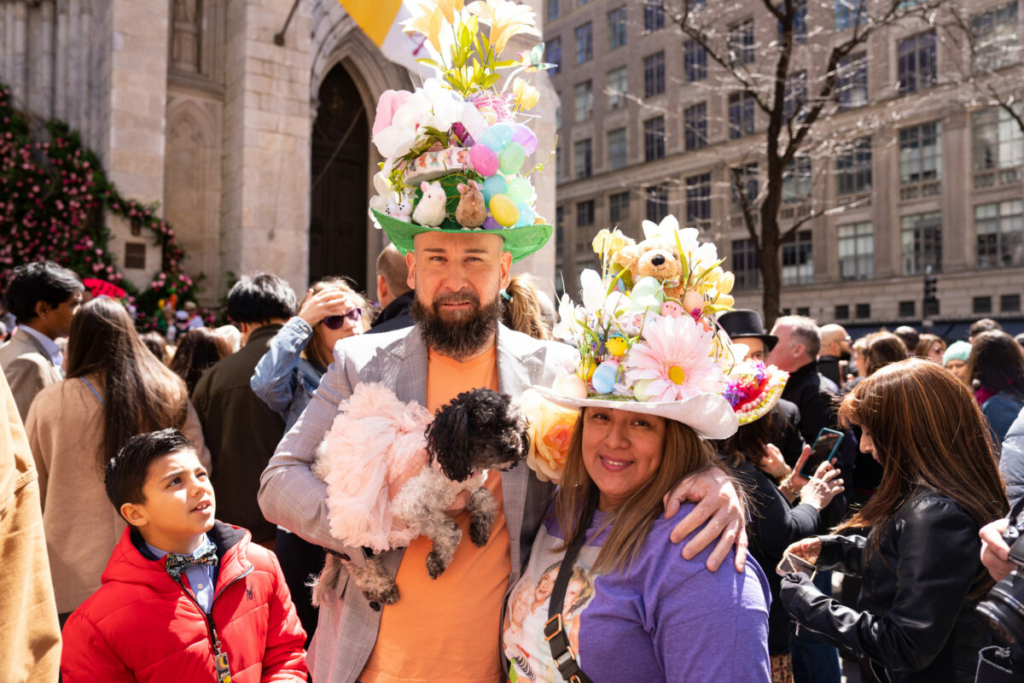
[367,0,557,264]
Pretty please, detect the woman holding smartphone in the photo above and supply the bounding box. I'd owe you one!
[718,360,844,681]
[780,359,1007,683]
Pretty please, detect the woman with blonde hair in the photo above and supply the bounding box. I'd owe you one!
[781,360,1008,683]
[250,275,369,644]
[26,297,210,624]
[500,273,552,340]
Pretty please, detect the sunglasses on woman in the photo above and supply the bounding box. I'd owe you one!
[322,307,362,330]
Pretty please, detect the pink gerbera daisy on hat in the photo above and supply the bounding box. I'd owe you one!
[623,315,726,402]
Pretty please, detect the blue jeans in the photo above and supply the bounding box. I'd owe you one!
[791,570,842,683]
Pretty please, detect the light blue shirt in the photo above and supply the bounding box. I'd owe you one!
[17,324,63,369]
[146,534,218,613]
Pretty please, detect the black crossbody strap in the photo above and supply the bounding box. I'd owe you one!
[544,500,598,683]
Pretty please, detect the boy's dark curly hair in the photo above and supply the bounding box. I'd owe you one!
[425,388,530,482]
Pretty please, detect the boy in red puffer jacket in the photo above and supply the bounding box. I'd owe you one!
[61,428,307,682]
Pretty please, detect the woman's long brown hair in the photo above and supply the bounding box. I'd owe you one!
[555,408,732,573]
[836,358,1008,597]
[66,298,190,471]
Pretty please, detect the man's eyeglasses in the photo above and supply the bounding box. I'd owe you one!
[322,307,362,330]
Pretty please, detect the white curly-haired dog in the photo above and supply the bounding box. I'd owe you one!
[311,383,529,606]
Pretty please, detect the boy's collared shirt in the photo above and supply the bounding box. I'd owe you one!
[145,534,217,613]
[16,325,63,369]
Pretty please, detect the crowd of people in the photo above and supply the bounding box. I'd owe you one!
[2,240,1023,683]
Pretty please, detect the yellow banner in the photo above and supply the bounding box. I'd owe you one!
[338,0,404,46]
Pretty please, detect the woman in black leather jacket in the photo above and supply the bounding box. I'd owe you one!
[779,359,1009,683]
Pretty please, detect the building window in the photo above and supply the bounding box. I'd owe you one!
[784,71,807,122]
[644,0,665,33]
[576,23,593,64]
[782,229,813,286]
[547,0,560,22]
[556,205,565,249]
[899,300,916,318]
[555,144,562,182]
[1003,293,1022,312]
[574,81,593,122]
[609,191,630,226]
[897,31,937,95]
[732,239,760,289]
[782,156,812,204]
[974,296,993,314]
[898,122,942,184]
[728,20,755,65]
[124,243,147,270]
[556,102,562,130]
[729,92,756,139]
[837,221,874,281]
[855,303,871,319]
[574,139,593,180]
[606,67,628,110]
[835,304,850,319]
[684,103,708,151]
[607,128,628,171]
[901,211,942,275]
[685,40,707,82]
[644,52,666,98]
[732,163,759,211]
[646,184,669,223]
[686,173,712,226]
[644,116,666,161]
[608,6,628,50]
[837,53,868,109]
[576,199,595,229]
[836,137,872,196]
[546,38,562,75]
[972,106,1024,171]
[972,2,1020,73]
[835,0,866,31]
[976,200,1024,269]
[778,0,807,44]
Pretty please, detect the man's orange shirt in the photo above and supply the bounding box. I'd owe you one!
[359,345,511,683]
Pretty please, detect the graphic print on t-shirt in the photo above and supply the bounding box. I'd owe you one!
[504,524,601,683]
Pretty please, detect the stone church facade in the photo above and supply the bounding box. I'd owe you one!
[0,0,557,303]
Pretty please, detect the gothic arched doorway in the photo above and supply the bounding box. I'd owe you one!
[309,65,369,288]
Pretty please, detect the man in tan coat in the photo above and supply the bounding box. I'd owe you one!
[0,370,61,682]
[0,262,83,420]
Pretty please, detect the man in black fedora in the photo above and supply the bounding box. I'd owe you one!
[718,309,805,467]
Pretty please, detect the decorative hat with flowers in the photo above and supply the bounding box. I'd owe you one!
[720,348,790,426]
[368,0,555,263]
[519,215,741,484]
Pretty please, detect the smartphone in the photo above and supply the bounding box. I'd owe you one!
[776,553,817,578]
[798,428,845,479]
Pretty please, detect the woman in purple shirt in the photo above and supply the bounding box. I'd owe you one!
[505,395,772,683]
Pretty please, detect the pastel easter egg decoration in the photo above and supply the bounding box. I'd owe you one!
[469,144,500,177]
[482,215,502,230]
[581,360,596,382]
[482,175,508,204]
[591,361,619,395]
[506,177,533,203]
[605,336,628,357]
[630,276,666,313]
[555,373,589,399]
[489,194,520,227]
[514,202,535,227]
[632,379,656,402]
[682,290,705,316]
[490,123,516,149]
[511,124,539,155]
[499,142,526,175]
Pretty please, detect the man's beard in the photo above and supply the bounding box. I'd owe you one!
[412,289,501,361]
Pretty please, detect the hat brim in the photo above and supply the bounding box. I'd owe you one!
[533,386,738,440]
[372,209,551,265]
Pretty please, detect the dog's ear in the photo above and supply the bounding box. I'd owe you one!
[428,396,474,482]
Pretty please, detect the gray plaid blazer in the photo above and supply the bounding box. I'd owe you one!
[258,323,576,682]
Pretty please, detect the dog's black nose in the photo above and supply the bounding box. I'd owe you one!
[651,254,666,267]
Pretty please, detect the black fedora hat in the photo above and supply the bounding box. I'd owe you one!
[717,309,778,351]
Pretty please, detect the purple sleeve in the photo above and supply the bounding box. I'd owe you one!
[645,515,772,681]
